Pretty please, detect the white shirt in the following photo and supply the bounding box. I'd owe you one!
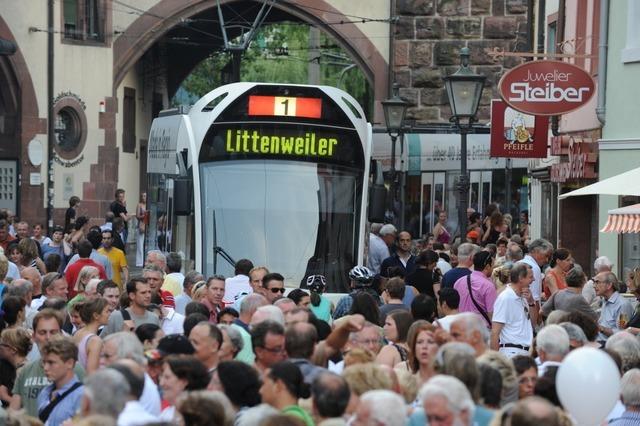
[161,308,185,335]
[141,373,162,416]
[118,400,159,426]
[223,274,252,305]
[158,406,176,423]
[7,261,19,281]
[518,255,542,302]
[31,296,47,311]
[436,258,452,275]
[492,285,534,347]
[434,313,460,332]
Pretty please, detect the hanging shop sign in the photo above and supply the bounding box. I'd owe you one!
[550,135,598,183]
[490,99,549,158]
[498,60,595,115]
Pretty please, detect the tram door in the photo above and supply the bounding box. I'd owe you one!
[420,172,445,237]
[469,171,492,215]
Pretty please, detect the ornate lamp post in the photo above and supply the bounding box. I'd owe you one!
[381,84,408,227]
[443,47,485,239]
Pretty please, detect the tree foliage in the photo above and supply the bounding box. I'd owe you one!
[177,23,373,119]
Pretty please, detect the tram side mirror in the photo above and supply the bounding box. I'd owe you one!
[368,160,386,223]
[174,179,192,216]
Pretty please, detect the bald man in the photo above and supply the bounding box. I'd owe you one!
[21,267,42,299]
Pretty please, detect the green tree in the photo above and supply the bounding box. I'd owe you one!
[176,22,373,119]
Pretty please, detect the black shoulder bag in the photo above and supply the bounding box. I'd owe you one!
[466,274,492,329]
[38,382,83,423]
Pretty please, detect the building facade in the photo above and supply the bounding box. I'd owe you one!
[598,0,640,279]
[0,0,392,229]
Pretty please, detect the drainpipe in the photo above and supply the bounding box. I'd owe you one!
[551,0,565,136]
[596,0,609,125]
[388,0,395,97]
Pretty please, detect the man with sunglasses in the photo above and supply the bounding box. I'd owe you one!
[262,272,286,304]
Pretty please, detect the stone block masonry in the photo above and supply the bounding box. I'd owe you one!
[393,0,529,123]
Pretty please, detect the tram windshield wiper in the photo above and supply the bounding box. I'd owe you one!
[213,246,236,268]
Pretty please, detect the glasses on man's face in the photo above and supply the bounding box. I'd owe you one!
[270,287,286,294]
[592,278,605,285]
[261,345,285,354]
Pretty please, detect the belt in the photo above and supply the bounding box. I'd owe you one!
[500,343,530,351]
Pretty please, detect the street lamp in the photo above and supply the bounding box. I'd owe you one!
[382,84,408,228]
[443,47,485,240]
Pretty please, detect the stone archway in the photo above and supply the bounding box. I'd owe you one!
[113,0,389,115]
[0,16,45,224]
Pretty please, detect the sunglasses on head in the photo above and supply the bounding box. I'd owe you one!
[270,287,286,294]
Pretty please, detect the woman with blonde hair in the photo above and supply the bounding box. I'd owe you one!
[0,327,31,406]
[17,238,46,274]
[191,280,208,303]
[68,265,100,306]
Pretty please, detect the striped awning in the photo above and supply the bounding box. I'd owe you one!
[601,204,640,233]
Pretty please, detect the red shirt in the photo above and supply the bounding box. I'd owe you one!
[0,235,16,252]
[65,258,107,299]
[201,298,222,323]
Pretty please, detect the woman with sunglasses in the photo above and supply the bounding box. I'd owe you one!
[306,275,333,323]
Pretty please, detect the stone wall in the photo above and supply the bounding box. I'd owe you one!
[393,0,529,123]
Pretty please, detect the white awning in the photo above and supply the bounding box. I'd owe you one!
[601,204,640,233]
[559,167,640,199]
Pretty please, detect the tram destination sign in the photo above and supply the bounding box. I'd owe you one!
[498,60,595,116]
[201,124,363,167]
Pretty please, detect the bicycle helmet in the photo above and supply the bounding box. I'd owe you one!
[348,266,374,285]
[306,275,327,293]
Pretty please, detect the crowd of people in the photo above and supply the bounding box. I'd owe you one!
[0,199,637,426]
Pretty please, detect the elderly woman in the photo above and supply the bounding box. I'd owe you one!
[68,265,100,307]
[217,324,244,361]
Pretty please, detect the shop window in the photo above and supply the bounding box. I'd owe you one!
[623,0,640,63]
[547,21,557,54]
[122,87,136,153]
[63,0,105,43]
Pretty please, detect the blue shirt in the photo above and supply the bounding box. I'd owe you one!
[441,267,472,289]
[380,254,416,278]
[37,375,83,426]
[598,291,635,341]
[609,410,640,426]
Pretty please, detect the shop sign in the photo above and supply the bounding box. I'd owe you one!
[498,60,595,115]
[490,100,549,158]
[550,135,598,183]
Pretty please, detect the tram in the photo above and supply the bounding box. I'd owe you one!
[146,83,373,293]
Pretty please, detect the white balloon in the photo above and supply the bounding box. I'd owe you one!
[556,347,621,426]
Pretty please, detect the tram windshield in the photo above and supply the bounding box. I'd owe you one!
[199,159,360,292]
